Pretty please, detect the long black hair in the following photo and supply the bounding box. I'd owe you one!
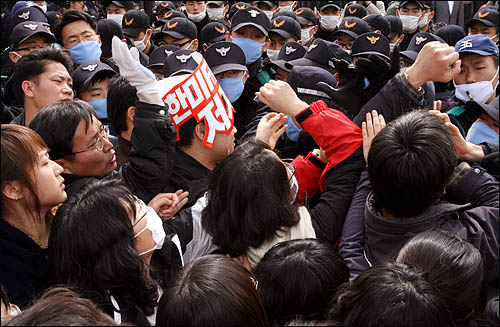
[202,139,300,257]
[48,179,157,316]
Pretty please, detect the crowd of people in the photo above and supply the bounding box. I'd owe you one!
[0,0,498,325]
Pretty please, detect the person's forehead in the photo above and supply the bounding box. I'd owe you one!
[461,53,494,66]
[338,34,355,42]
[107,3,124,10]
[41,62,71,78]
[62,20,95,38]
[321,7,340,14]
[162,34,190,43]
[88,77,111,89]
[270,33,289,41]
[470,22,495,30]
[234,25,264,36]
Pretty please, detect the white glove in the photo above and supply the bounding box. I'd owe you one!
[111,36,157,94]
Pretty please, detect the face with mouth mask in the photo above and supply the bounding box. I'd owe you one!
[229,25,270,65]
[256,2,278,21]
[215,69,249,103]
[61,20,102,65]
[132,199,166,258]
[278,1,296,12]
[397,2,424,33]
[268,32,298,61]
[207,3,226,21]
[106,2,128,25]
[185,0,207,22]
[319,7,341,31]
[468,22,500,44]
[129,29,153,53]
[453,53,499,104]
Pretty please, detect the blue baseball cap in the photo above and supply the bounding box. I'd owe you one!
[455,34,499,57]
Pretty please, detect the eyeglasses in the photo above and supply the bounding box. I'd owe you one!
[334,40,353,50]
[158,39,192,48]
[64,33,98,48]
[68,124,110,155]
[14,44,51,52]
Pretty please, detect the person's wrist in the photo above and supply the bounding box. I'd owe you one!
[405,65,427,90]
[461,143,485,162]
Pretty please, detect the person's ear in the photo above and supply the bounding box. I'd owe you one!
[225,31,232,42]
[429,11,435,20]
[399,33,405,44]
[202,43,208,52]
[312,25,319,34]
[21,80,36,99]
[98,33,102,46]
[190,39,199,50]
[55,158,73,175]
[8,51,21,64]
[396,9,400,17]
[1,180,24,201]
[243,70,249,83]
[126,106,136,126]
[194,121,206,141]
[146,28,153,38]
[262,39,271,52]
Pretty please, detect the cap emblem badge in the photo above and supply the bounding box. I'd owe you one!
[161,2,169,7]
[248,9,260,18]
[367,35,380,44]
[236,4,246,10]
[214,25,226,33]
[124,17,134,25]
[348,8,357,14]
[415,36,427,45]
[167,21,179,29]
[165,12,173,18]
[308,43,318,52]
[459,39,472,51]
[165,49,174,56]
[273,19,286,28]
[82,64,98,72]
[345,20,357,28]
[18,11,30,20]
[216,46,231,56]
[295,9,304,15]
[24,23,38,31]
[176,53,192,63]
[285,46,297,55]
[478,11,490,18]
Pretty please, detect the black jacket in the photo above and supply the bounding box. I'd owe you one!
[61,100,177,204]
[0,219,51,309]
[162,148,211,208]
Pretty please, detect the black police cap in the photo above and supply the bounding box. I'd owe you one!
[159,17,197,40]
[344,3,368,19]
[386,15,403,39]
[286,38,351,71]
[295,7,318,26]
[11,6,48,29]
[466,7,499,29]
[231,7,270,36]
[204,41,247,75]
[351,32,390,61]
[9,21,55,49]
[364,14,390,38]
[163,49,199,77]
[270,16,301,40]
[332,17,370,39]
[148,45,179,67]
[153,10,187,29]
[154,1,175,15]
[401,32,445,62]
[288,66,337,98]
[272,41,306,72]
[122,10,151,37]
[200,22,229,45]
[73,61,116,96]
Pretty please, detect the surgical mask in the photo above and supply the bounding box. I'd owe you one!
[454,70,499,104]
[266,48,280,61]
[133,33,148,52]
[320,15,340,31]
[188,10,206,22]
[232,37,264,64]
[89,98,108,119]
[285,114,302,142]
[418,13,430,28]
[301,27,313,45]
[389,43,398,52]
[134,204,166,256]
[466,121,499,144]
[218,76,245,102]
[399,14,419,33]
[290,174,298,204]
[207,7,225,20]
[67,40,102,65]
[107,14,123,25]
[279,4,294,12]
[491,34,499,41]
[263,10,275,21]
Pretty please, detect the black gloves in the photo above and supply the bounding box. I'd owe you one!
[317,47,401,116]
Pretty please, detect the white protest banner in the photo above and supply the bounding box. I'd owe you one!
[156,52,235,149]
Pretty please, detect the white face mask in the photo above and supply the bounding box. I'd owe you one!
[301,27,314,45]
[320,15,340,31]
[134,204,166,256]
[267,48,280,61]
[263,10,275,21]
[418,13,430,28]
[279,3,294,12]
[107,14,124,25]
[454,70,499,104]
[390,36,402,52]
[188,10,207,22]
[399,14,420,33]
[133,33,148,52]
[207,7,225,20]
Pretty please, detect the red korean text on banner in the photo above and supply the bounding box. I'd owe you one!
[161,57,235,149]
